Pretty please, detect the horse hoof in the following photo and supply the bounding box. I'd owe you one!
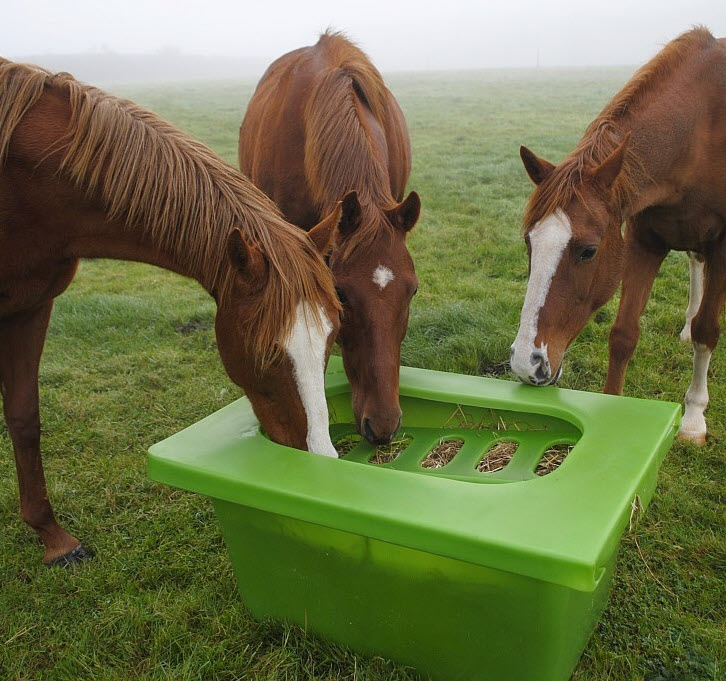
[45,544,95,568]
[677,429,706,446]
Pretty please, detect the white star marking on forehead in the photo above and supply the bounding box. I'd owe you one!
[372,265,395,290]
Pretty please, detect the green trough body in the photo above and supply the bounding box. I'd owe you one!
[148,357,680,681]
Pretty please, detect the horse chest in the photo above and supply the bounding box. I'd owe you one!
[637,200,726,252]
[0,258,78,321]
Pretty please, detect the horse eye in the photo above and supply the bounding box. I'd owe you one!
[579,246,598,262]
[335,286,348,304]
[413,287,418,296]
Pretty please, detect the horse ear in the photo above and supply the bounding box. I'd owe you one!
[308,201,343,255]
[593,132,631,189]
[226,228,268,287]
[387,191,421,233]
[338,190,363,237]
[520,146,555,185]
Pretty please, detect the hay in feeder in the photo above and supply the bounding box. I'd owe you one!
[535,444,572,475]
[476,441,518,473]
[334,434,361,457]
[443,403,527,432]
[421,439,464,469]
[369,436,412,464]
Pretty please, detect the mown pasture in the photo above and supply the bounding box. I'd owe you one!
[1,67,724,680]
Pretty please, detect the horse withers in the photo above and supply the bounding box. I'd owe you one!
[510,28,726,444]
[0,59,340,565]
[239,31,420,445]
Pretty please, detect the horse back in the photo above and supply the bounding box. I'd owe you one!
[239,35,411,228]
[239,47,321,227]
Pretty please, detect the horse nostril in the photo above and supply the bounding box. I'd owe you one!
[529,350,551,384]
[362,417,376,444]
[534,362,549,383]
[362,416,395,446]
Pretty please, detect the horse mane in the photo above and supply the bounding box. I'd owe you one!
[522,26,717,232]
[304,30,398,261]
[0,57,338,368]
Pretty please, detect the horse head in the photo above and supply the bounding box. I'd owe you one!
[310,190,420,444]
[215,208,342,455]
[511,136,630,385]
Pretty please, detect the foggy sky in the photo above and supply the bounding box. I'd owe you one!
[4,0,726,71]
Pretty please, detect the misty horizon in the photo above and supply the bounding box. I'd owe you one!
[8,45,648,86]
[3,0,724,79]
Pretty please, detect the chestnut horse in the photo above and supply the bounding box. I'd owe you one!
[239,32,420,445]
[510,28,726,444]
[0,58,342,566]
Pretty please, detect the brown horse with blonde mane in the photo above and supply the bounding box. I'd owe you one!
[239,31,420,446]
[510,27,726,444]
[0,58,342,566]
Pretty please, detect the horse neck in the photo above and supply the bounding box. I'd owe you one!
[618,116,691,216]
[322,157,397,229]
[38,169,228,296]
[68,206,225,294]
[354,101,396,202]
[313,92,397,217]
[615,67,708,217]
[7,86,230,297]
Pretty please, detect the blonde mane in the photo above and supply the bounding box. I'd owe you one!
[523,27,717,232]
[0,57,338,367]
[303,31,399,261]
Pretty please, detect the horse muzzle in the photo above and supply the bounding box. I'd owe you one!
[510,345,563,386]
[361,412,403,446]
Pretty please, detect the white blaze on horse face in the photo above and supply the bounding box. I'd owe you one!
[511,209,572,384]
[283,302,337,457]
[372,264,395,290]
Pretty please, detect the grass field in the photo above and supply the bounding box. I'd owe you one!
[1,67,724,680]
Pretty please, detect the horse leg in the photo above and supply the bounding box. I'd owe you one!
[0,302,92,565]
[679,251,705,342]
[604,243,666,395]
[679,255,726,444]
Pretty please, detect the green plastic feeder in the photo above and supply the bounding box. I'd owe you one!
[148,356,680,681]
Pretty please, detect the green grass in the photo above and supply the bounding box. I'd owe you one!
[1,68,724,680]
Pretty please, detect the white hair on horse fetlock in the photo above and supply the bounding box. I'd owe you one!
[283,302,337,457]
[511,209,572,383]
[372,264,395,290]
[679,342,711,442]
